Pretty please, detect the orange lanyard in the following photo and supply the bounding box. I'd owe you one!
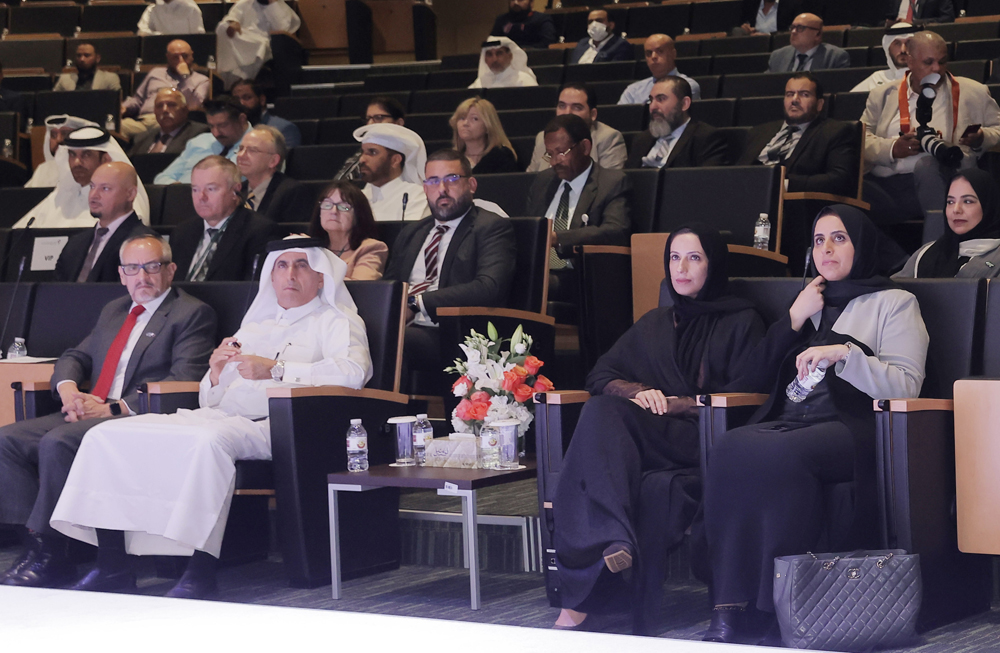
[898,71,960,137]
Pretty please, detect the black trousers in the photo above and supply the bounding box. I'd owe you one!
[402,324,442,395]
[0,412,118,536]
[703,419,854,611]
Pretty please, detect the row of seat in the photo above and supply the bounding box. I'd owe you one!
[0,32,218,73]
[0,1,249,37]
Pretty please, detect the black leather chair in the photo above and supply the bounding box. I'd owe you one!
[736,95,790,127]
[486,86,560,112]
[673,55,712,76]
[692,74,722,100]
[425,70,478,91]
[317,116,360,144]
[80,3,149,33]
[624,168,661,234]
[564,62,635,83]
[526,48,567,68]
[3,228,89,283]
[626,4,691,38]
[402,112,453,142]
[954,38,1000,60]
[927,21,1000,43]
[830,91,868,121]
[589,80,632,106]
[720,72,793,99]
[292,119,319,146]
[160,183,199,226]
[273,96,340,121]
[700,35,771,55]
[0,38,65,73]
[285,144,358,181]
[66,36,142,71]
[594,103,645,133]
[8,3,81,37]
[690,97,736,128]
[33,90,123,133]
[690,0,742,33]
[0,282,36,354]
[409,88,480,114]
[715,125,752,165]
[965,0,1000,16]
[132,153,178,185]
[472,172,534,219]
[439,53,480,70]
[712,53,772,75]
[144,184,166,227]
[498,108,557,138]
[339,91,411,119]
[364,72,428,93]
[812,67,884,94]
[0,187,52,229]
[26,283,129,358]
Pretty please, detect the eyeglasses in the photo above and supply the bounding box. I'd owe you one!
[789,24,820,32]
[542,142,579,163]
[423,174,468,188]
[237,145,275,156]
[366,114,394,124]
[320,200,353,211]
[121,261,167,276]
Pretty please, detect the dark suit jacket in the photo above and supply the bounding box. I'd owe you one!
[52,287,217,409]
[740,0,803,31]
[884,0,954,22]
[736,117,858,197]
[526,164,632,254]
[171,206,278,281]
[490,11,557,49]
[130,121,211,157]
[768,43,851,72]
[626,120,728,169]
[569,34,634,64]
[242,171,316,224]
[384,206,516,319]
[54,213,156,283]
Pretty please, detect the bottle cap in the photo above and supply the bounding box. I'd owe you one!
[416,413,427,419]
[350,418,362,425]
[759,213,768,219]
[14,337,24,343]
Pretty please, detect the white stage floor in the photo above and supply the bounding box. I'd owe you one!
[0,586,766,652]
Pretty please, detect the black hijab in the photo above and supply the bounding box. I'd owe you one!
[810,205,896,309]
[666,224,754,386]
[916,168,1000,278]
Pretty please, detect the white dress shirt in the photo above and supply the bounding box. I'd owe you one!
[408,210,469,326]
[875,78,954,177]
[643,118,691,168]
[755,0,779,33]
[577,36,611,64]
[362,175,431,222]
[543,163,593,221]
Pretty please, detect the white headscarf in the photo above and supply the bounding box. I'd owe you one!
[24,115,98,189]
[16,126,151,228]
[243,237,368,348]
[883,23,918,79]
[352,123,428,184]
[471,36,537,89]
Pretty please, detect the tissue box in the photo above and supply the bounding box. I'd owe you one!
[425,433,479,468]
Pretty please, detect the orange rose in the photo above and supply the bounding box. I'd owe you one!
[512,365,528,380]
[468,401,489,421]
[470,390,490,404]
[502,370,521,393]
[533,374,555,392]
[513,383,534,403]
[455,399,474,420]
[523,356,543,376]
[452,375,472,396]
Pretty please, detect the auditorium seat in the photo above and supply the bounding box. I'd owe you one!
[145,183,166,226]
[954,38,1000,60]
[699,34,771,56]
[690,0,742,34]
[0,74,52,92]
[141,33,217,67]
[736,95,789,126]
[927,20,1000,42]
[33,90,122,132]
[292,118,319,145]
[624,168,661,234]
[66,35,141,71]
[160,183,199,226]
[690,97,736,128]
[693,74,721,99]
[8,3,81,37]
[721,72,793,98]
[830,91,868,121]
[949,59,989,82]
[715,125,752,166]
[673,55,713,76]
[532,65,566,86]
[199,2,231,32]
[772,27,847,49]
[556,7,590,42]
[339,91,410,118]
[273,95,340,120]
[844,46,870,68]
[526,48,567,68]
[285,144,357,181]
[363,72,428,93]
[844,26,889,47]
[401,112,453,142]
[0,282,35,352]
[0,187,51,229]
[440,53,480,70]
[485,85,560,111]
[589,80,632,105]
[4,228,86,283]
[473,172,534,218]
[812,67,884,93]
[409,88,480,114]
[0,37,65,73]
[594,103,645,133]
[0,112,20,156]
[132,153,178,185]
[626,4,691,38]
[80,2,149,33]
[564,61,634,83]
[425,69,478,90]
[712,53,771,75]
[507,135,536,171]
[498,107,556,138]
[317,116,360,144]
[965,0,1000,15]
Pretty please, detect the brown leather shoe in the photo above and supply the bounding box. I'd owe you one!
[603,543,633,574]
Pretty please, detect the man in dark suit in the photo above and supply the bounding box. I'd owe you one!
[626,77,727,169]
[490,0,556,50]
[55,162,156,282]
[884,0,954,25]
[0,233,217,587]
[569,9,633,64]
[171,155,278,281]
[767,14,850,72]
[237,125,314,223]
[385,149,516,392]
[130,88,210,157]
[527,114,631,270]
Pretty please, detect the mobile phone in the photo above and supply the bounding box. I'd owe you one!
[962,124,982,138]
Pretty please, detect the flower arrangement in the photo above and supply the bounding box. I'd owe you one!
[446,322,554,437]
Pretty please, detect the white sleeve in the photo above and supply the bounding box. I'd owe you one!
[263,0,300,32]
[282,314,372,389]
[137,5,157,34]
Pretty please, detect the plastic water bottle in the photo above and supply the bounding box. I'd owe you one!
[754,213,771,250]
[7,337,27,360]
[134,58,143,73]
[346,419,369,472]
[207,55,217,70]
[2,139,11,158]
[1,28,9,41]
[785,361,829,403]
[105,114,115,132]
[413,413,433,465]
[25,117,33,132]
[65,59,73,68]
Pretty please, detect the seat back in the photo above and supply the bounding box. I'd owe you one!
[625,168,661,234]
[66,35,141,69]
[595,103,645,133]
[174,281,256,345]
[363,72,427,92]
[690,0,742,33]
[345,279,406,392]
[425,70,478,91]
[273,95,340,120]
[0,187,52,229]
[141,33,217,67]
[132,153,178,185]
[144,184,166,226]
[487,87,560,114]
[507,216,550,314]
[161,183,199,226]
[409,87,480,113]
[33,90,122,132]
[0,37,65,74]
[339,91,411,118]
[80,3,149,33]
[5,227,89,283]
[690,97,736,128]
[473,172,535,219]
[982,278,1000,376]
[285,144,358,181]
[700,34,771,55]
[27,282,129,357]
[9,3,81,36]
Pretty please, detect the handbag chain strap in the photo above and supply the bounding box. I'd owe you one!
[807,551,894,571]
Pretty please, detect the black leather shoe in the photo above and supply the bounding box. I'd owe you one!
[0,547,37,583]
[71,567,136,592]
[2,551,76,588]
[165,572,217,599]
[703,606,745,643]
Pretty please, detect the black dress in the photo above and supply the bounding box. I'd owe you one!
[471,145,520,174]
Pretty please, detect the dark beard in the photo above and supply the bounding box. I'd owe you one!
[244,105,263,124]
[430,193,473,222]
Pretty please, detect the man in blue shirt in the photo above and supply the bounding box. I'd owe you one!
[618,34,701,104]
[154,96,249,184]
[230,79,301,148]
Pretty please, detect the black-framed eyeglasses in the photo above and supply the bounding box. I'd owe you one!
[423,174,468,188]
[320,200,353,211]
[366,114,394,124]
[542,142,579,163]
[789,24,820,32]
[121,261,167,276]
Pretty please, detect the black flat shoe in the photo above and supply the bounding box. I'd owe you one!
[165,573,217,599]
[2,551,75,588]
[703,606,745,643]
[603,542,634,574]
[71,567,137,592]
[0,547,37,583]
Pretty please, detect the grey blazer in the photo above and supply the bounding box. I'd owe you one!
[53,70,122,92]
[894,240,1000,279]
[526,121,628,172]
[52,288,218,409]
[767,43,850,72]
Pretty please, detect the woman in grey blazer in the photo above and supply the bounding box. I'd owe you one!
[894,168,1000,279]
[700,205,929,644]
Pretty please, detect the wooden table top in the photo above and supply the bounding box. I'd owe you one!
[328,459,537,491]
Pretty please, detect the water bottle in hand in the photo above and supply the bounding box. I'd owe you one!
[785,361,829,403]
[7,337,27,359]
[346,419,368,472]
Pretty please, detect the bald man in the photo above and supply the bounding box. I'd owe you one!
[121,39,210,139]
[130,88,210,156]
[863,30,1000,225]
[54,162,156,282]
[767,14,850,72]
[618,34,701,104]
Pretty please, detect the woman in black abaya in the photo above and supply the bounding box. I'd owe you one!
[551,224,766,632]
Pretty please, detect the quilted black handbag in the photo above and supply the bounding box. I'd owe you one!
[773,549,921,651]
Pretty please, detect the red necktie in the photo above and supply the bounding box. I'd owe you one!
[92,305,146,401]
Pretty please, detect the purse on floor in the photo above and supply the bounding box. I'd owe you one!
[773,549,921,651]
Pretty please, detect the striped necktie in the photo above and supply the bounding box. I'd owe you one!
[762,125,800,165]
[409,224,450,296]
[549,182,572,270]
[77,227,109,282]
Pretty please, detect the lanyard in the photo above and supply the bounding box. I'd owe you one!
[898,71,960,137]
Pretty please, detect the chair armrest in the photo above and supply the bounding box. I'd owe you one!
[19,381,51,392]
[266,385,408,404]
[145,381,201,394]
[12,381,59,422]
[698,393,768,477]
[436,306,556,326]
[697,393,768,407]
[874,398,954,412]
[535,390,590,405]
[784,192,871,211]
[138,381,201,414]
[533,390,590,521]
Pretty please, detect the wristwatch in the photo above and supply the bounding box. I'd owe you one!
[407,296,420,314]
[109,401,122,416]
[271,360,285,382]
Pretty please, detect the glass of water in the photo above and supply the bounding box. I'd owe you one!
[492,419,521,470]
[388,416,417,466]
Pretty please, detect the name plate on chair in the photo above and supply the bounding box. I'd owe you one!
[30,237,70,271]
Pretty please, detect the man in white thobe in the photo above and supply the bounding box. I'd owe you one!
[137,0,206,35]
[469,36,537,90]
[851,23,919,93]
[16,126,150,228]
[24,115,97,188]
[51,237,372,598]
[215,0,301,89]
[354,123,431,222]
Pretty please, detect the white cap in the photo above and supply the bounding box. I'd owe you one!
[416,413,428,419]
[350,418,362,425]
[352,123,428,184]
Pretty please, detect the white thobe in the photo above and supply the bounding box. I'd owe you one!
[469,67,538,89]
[362,175,430,222]
[51,296,372,557]
[15,181,150,228]
[215,0,301,88]
[137,0,206,34]
[24,162,59,189]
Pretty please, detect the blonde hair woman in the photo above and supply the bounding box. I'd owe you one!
[449,97,520,174]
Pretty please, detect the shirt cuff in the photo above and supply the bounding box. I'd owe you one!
[416,295,432,322]
[282,361,311,386]
[119,399,132,415]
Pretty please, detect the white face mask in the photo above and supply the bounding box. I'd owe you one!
[587,21,609,41]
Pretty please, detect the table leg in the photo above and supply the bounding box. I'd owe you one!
[328,485,341,600]
[459,488,480,610]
